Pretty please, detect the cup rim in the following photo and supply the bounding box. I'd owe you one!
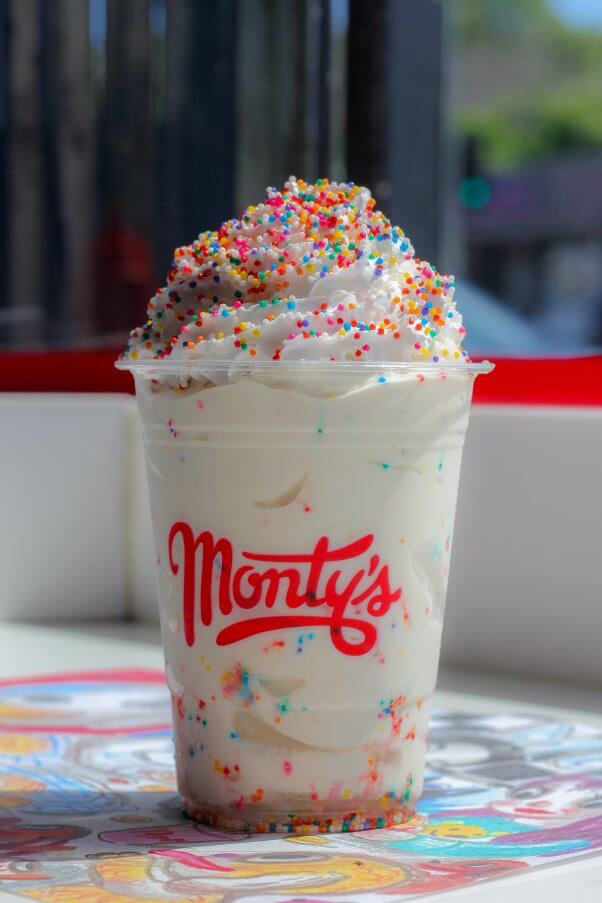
[115,359,494,377]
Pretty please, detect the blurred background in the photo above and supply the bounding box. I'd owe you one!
[1,0,602,359]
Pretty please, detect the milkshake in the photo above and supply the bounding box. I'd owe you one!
[118,177,491,833]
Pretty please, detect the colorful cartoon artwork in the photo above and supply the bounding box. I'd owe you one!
[0,671,601,901]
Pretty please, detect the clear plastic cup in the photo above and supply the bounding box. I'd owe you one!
[119,359,492,833]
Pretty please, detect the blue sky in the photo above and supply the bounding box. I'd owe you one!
[550,0,602,29]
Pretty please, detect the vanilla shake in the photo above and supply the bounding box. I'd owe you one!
[118,178,491,833]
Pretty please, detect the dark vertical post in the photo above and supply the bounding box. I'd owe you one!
[236,0,306,209]
[6,0,44,343]
[317,0,332,176]
[306,0,331,177]
[0,0,8,322]
[346,2,387,190]
[106,0,151,239]
[387,0,444,262]
[94,0,152,336]
[165,0,238,249]
[347,0,444,262]
[329,0,348,181]
[54,0,94,340]
[236,0,331,209]
[39,0,63,341]
[149,0,167,282]
[291,0,310,176]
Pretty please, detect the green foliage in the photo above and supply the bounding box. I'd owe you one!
[456,0,561,45]
[454,0,602,168]
[461,91,602,169]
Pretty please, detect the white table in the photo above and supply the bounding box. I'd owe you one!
[0,622,601,902]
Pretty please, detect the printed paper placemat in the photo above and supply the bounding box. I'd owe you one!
[0,669,601,901]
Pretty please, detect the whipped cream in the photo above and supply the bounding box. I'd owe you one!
[122,177,468,370]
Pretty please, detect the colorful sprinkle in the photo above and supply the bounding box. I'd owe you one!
[122,177,468,365]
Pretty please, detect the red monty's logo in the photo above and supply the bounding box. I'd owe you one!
[168,524,401,656]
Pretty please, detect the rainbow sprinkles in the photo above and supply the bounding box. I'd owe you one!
[122,176,468,368]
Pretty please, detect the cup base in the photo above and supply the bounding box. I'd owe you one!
[182,798,415,835]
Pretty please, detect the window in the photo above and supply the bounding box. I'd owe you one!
[448,0,602,358]
[1,0,600,402]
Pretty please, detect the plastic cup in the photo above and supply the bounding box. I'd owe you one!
[119,359,492,834]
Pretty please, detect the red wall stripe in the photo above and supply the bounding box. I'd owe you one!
[471,356,602,407]
[0,350,131,394]
[0,350,600,406]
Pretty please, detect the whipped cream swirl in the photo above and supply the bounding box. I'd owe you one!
[122,177,468,368]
